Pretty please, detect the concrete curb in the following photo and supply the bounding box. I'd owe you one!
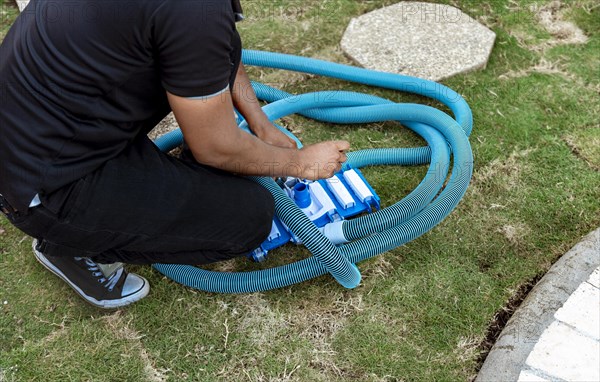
[476,228,600,381]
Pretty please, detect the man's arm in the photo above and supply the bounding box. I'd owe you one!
[167,90,349,180]
[231,64,297,148]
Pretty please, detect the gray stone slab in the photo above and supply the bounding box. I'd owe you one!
[476,228,600,382]
[341,2,496,81]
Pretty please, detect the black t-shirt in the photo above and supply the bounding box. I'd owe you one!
[0,0,242,211]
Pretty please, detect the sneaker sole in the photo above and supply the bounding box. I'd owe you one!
[32,240,150,309]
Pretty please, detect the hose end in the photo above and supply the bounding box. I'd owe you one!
[336,264,361,289]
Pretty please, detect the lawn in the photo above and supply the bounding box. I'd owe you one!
[1,0,599,381]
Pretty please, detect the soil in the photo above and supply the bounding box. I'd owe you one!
[474,272,545,373]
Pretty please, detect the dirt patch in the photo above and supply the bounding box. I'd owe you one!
[474,271,544,373]
[32,315,69,346]
[457,335,481,370]
[497,222,531,248]
[564,131,600,172]
[501,1,589,80]
[534,1,588,47]
[504,1,588,54]
[362,255,395,281]
[214,291,377,381]
[471,149,533,191]
[499,58,576,80]
[256,69,313,90]
[291,293,365,378]
[204,258,243,273]
[102,311,168,382]
[232,294,290,351]
[102,311,144,341]
[0,366,18,382]
[148,113,179,141]
[147,113,183,156]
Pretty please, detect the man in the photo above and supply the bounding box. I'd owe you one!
[0,0,349,308]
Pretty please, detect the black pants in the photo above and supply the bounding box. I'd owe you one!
[7,137,275,265]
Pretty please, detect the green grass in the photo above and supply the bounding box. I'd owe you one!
[1,0,599,381]
[0,0,19,41]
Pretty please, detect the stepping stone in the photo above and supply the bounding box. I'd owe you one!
[341,2,496,81]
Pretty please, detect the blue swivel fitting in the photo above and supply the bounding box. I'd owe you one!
[293,183,311,208]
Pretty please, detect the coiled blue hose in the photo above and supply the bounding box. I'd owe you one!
[152,50,473,294]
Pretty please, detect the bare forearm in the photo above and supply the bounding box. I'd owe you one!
[231,64,269,132]
[192,128,302,177]
[231,64,297,148]
[167,90,348,180]
[169,90,299,177]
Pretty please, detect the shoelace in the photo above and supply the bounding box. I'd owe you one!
[75,257,123,292]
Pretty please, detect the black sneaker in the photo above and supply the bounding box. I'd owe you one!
[32,239,150,309]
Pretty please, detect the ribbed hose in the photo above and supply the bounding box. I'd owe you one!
[152,50,473,293]
[242,50,472,136]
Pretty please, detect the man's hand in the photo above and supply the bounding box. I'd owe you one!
[253,121,297,149]
[231,65,297,149]
[295,141,350,180]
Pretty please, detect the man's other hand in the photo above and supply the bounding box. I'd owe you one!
[296,141,350,180]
